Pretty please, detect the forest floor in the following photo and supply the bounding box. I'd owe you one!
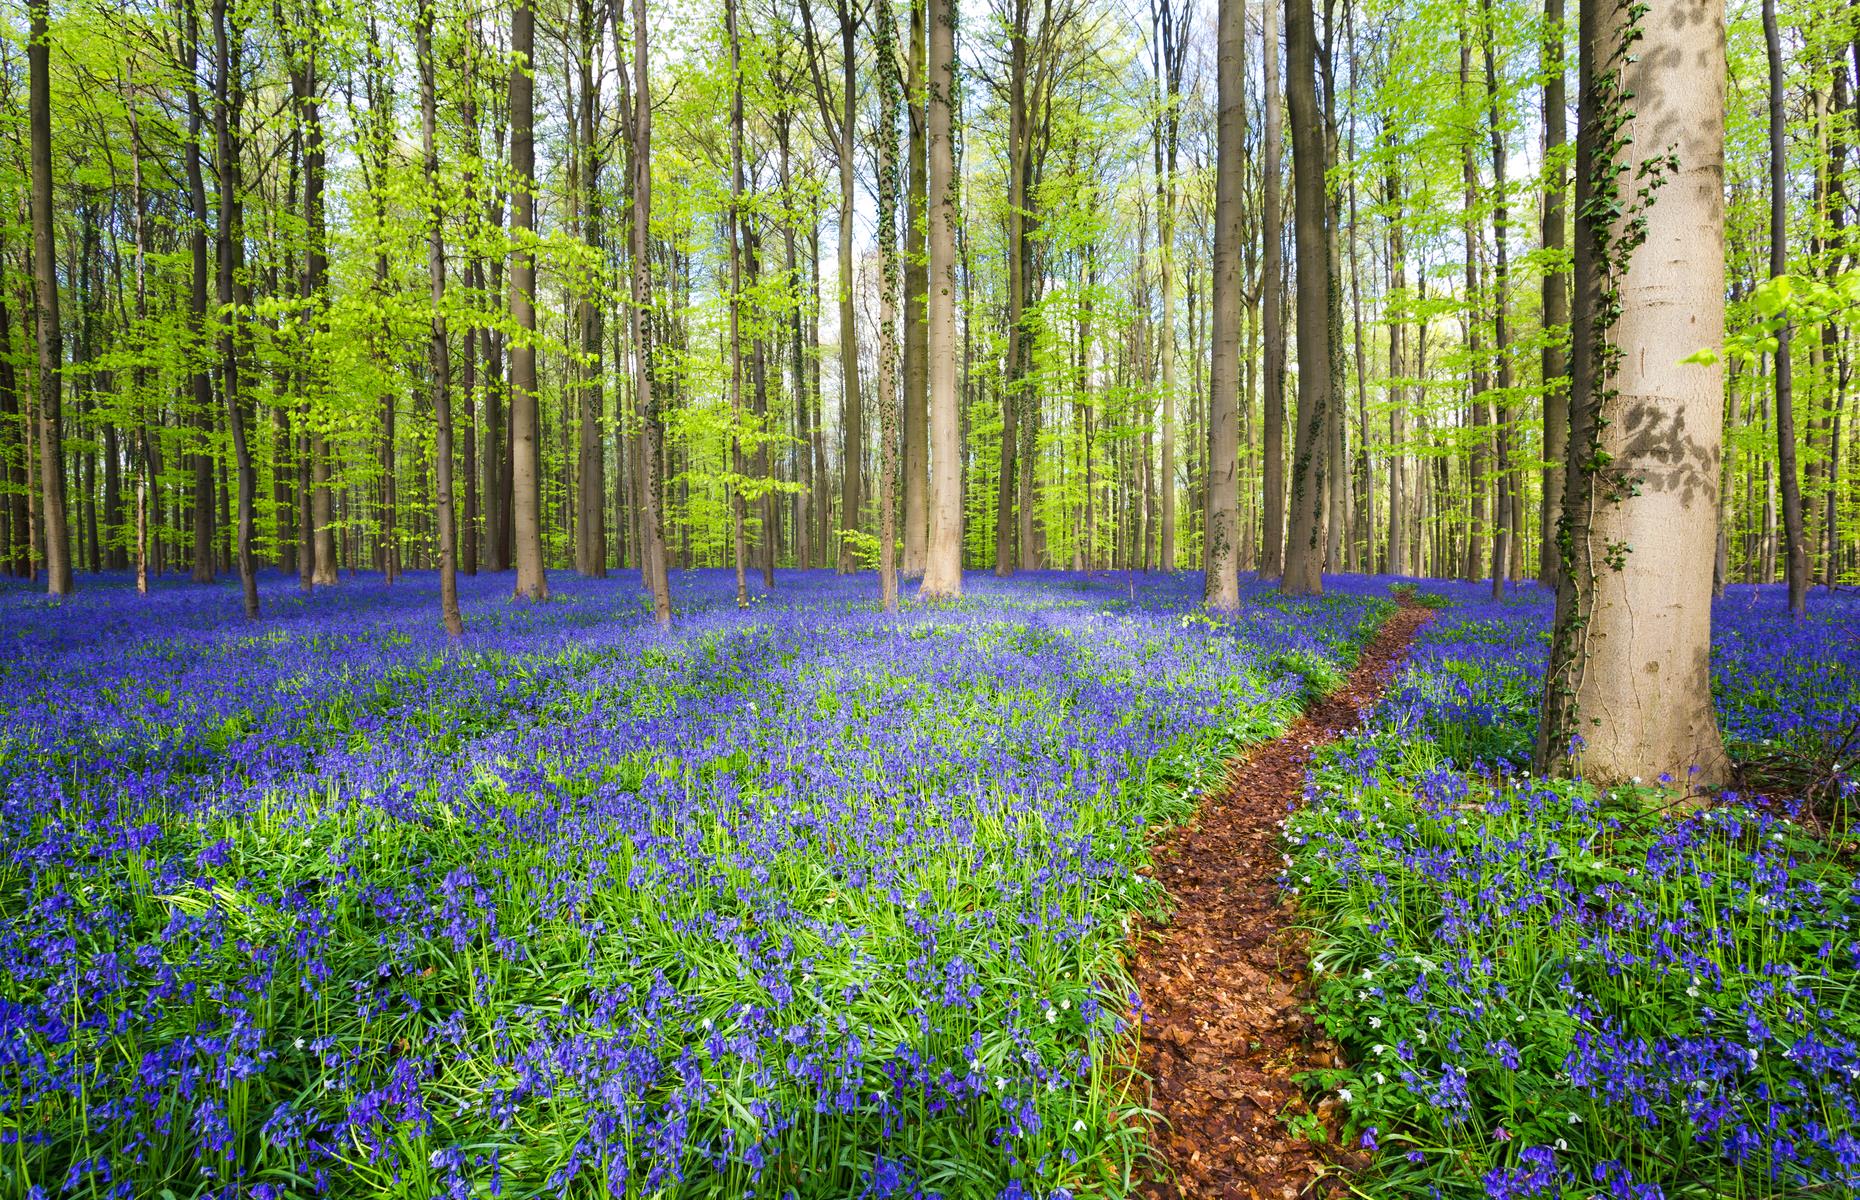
[1135,603,1433,1200]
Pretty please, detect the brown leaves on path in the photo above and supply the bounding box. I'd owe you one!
[1132,604,1431,1200]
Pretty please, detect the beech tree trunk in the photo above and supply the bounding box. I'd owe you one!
[183,0,215,585]
[1483,0,1512,601]
[876,0,902,613]
[1539,0,1570,582]
[902,0,930,576]
[1281,0,1330,596]
[1259,0,1286,579]
[419,1,462,636]
[1765,0,1808,617]
[28,0,71,596]
[621,0,671,623]
[918,0,963,600]
[727,0,749,606]
[214,0,257,617]
[509,0,548,600]
[1536,0,1730,787]
[575,0,607,579]
[1205,0,1243,609]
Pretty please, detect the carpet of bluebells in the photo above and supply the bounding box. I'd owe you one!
[1291,581,1860,1198]
[0,569,1387,1200]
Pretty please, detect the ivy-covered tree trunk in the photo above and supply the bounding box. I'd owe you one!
[875,0,902,614]
[1536,0,1730,788]
[212,0,257,617]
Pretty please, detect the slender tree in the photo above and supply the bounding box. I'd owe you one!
[620,0,671,623]
[213,0,258,617]
[509,0,548,600]
[1539,0,1569,582]
[876,0,903,613]
[727,0,750,606]
[902,0,930,576]
[1205,0,1242,609]
[919,0,963,599]
[420,0,463,636]
[1281,0,1331,596]
[28,0,72,596]
[575,0,607,579]
[1259,0,1286,579]
[1764,0,1807,617]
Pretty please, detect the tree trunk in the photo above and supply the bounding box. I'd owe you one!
[1281,0,1330,596]
[1259,0,1286,579]
[1205,0,1243,609]
[835,1,863,573]
[1385,124,1408,576]
[875,0,902,613]
[621,0,671,622]
[27,0,71,596]
[919,0,963,599]
[183,0,215,585]
[1483,0,1511,600]
[1539,0,1570,582]
[902,0,930,576]
[509,0,548,600]
[779,116,815,572]
[420,1,463,635]
[997,4,1029,577]
[746,226,775,588]
[576,0,607,579]
[213,0,257,617]
[293,24,336,589]
[727,0,749,606]
[1536,0,1730,787]
[1765,0,1807,617]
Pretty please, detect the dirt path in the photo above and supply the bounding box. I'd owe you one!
[1133,605,1431,1200]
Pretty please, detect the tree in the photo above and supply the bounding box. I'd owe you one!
[918,0,963,600]
[1281,0,1331,597]
[28,0,72,596]
[1205,0,1242,609]
[620,0,672,624]
[728,0,750,606]
[875,0,903,613]
[574,0,607,580]
[1259,0,1285,580]
[1538,0,1569,582]
[1764,0,1808,618]
[212,0,257,618]
[181,0,216,585]
[1150,0,1188,572]
[509,0,548,600]
[1536,0,1730,787]
[901,0,930,577]
[420,0,463,636]
[800,0,865,575]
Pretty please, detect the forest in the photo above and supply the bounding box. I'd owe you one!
[1,0,1857,1195]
